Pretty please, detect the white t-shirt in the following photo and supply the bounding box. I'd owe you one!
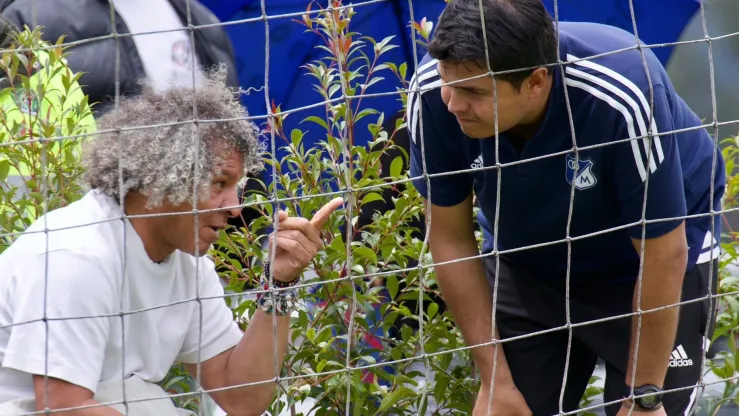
[111,0,205,93]
[0,190,242,401]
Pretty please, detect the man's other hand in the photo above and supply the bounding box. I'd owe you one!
[617,403,668,416]
[268,197,344,282]
[473,380,532,416]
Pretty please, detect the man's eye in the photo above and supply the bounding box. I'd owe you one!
[458,88,481,96]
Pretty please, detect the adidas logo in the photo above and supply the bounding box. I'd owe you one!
[471,155,483,169]
[668,345,693,367]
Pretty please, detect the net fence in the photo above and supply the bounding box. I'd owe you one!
[0,0,737,415]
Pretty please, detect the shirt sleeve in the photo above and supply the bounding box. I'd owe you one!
[2,250,116,394]
[611,84,686,240]
[408,89,472,207]
[177,264,242,364]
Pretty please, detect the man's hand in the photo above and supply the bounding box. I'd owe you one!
[423,195,531,416]
[268,197,344,282]
[616,404,667,416]
[196,197,344,415]
[473,380,532,416]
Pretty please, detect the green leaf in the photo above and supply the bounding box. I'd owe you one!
[303,115,330,131]
[358,355,377,365]
[329,232,345,254]
[315,326,334,344]
[378,386,416,413]
[317,359,328,373]
[386,274,399,300]
[434,375,448,402]
[374,64,390,72]
[353,396,365,416]
[0,160,10,182]
[306,327,316,344]
[354,246,377,265]
[375,35,395,54]
[376,113,385,133]
[328,83,342,99]
[290,129,304,148]
[354,108,379,123]
[394,374,418,386]
[390,156,404,178]
[361,192,384,206]
[362,76,385,91]
[427,302,439,319]
[380,44,399,55]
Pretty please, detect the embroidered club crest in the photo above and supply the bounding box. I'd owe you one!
[565,154,597,190]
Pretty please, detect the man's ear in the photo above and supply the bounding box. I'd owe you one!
[525,67,549,97]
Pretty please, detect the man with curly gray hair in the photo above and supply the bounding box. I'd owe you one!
[0,69,343,416]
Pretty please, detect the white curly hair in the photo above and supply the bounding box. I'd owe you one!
[82,67,264,208]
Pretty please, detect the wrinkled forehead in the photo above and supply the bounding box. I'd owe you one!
[202,134,255,185]
[213,151,246,173]
[438,60,489,77]
[437,60,492,87]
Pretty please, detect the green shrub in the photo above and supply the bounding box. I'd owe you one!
[213,3,475,414]
[0,26,95,253]
[700,136,739,415]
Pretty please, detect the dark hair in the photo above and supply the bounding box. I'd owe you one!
[427,0,557,89]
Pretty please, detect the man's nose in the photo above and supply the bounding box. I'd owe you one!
[223,188,242,218]
[445,89,467,115]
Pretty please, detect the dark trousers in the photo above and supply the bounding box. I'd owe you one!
[484,256,718,416]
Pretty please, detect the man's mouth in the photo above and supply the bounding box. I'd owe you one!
[205,225,223,235]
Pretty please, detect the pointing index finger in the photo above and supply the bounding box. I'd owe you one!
[309,197,344,229]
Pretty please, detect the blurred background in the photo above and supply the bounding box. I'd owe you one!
[198,0,739,212]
